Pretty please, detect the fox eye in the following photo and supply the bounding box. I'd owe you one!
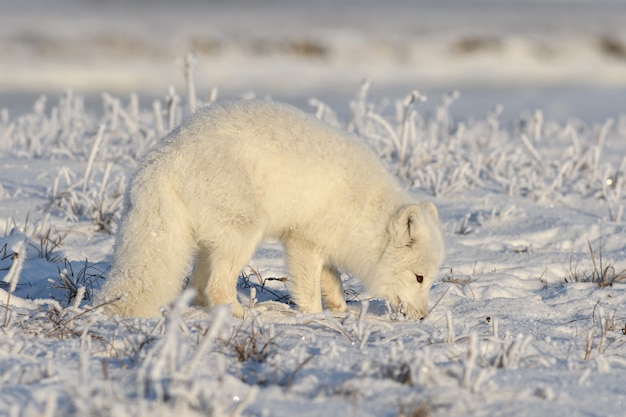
[415,274,424,284]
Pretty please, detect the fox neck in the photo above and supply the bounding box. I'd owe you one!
[332,191,411,285]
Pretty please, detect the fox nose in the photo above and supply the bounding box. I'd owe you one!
[408,308,427,320]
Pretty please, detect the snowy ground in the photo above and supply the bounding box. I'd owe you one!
[2,1,626,416]
[1,79,626,417]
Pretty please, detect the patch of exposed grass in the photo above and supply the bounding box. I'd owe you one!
[53,258,107,306]
[565,240,626,288]
[442,267,479,300]
[28,226,68,263]
[238,267,292,306]
[398,400,431,417]
[221,315,275,363]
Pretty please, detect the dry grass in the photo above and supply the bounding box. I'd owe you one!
[238,267,292,305]
[53,258,107,305]
[221,315,275,363]
[565,240,626,288]
[28,227,67,263]
[442,267,478,300]
[398,400,431,417]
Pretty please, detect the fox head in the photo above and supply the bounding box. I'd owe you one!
[372,202,444,319]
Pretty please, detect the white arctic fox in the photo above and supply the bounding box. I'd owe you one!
[96,100,444,319]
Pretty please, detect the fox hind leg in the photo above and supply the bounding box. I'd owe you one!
[192,228,264,318]
[97,191,195,317]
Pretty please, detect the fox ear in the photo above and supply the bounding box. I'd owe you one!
[391,204,422,245]
[422,201,439,223]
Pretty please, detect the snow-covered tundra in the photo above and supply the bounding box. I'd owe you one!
[96,100,444,319]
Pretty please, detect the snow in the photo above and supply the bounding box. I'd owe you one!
[1,80,626,416]
[2,1,626,416]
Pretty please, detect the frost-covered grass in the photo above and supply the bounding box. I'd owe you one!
[1,80,626,416]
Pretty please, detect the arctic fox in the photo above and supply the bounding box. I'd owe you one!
[96,100,444,319]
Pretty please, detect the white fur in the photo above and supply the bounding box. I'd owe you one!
[96,100,444,319]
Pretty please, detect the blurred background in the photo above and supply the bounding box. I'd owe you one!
[1,0,625,120]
